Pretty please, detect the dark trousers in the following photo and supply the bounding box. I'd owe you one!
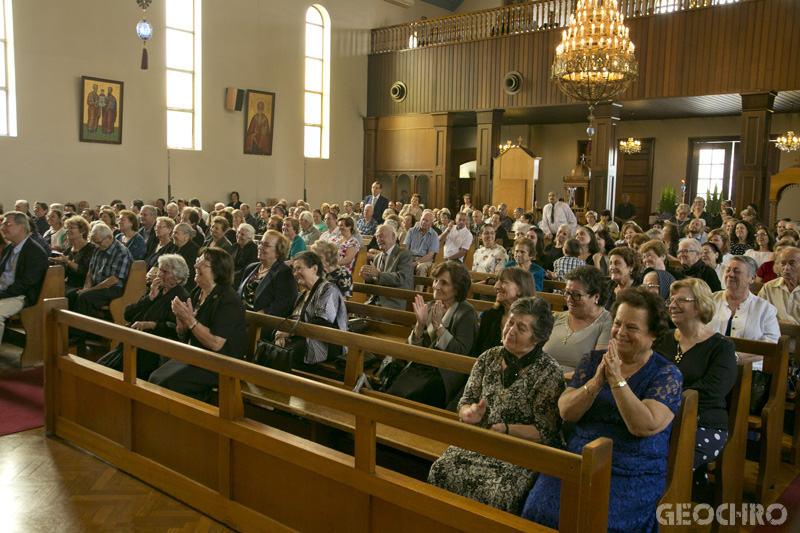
[68,286,123,339]
[149,359,218,403]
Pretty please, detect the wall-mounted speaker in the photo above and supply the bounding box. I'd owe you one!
[225,88,245,111]
[503,71,523,96]
[390,81,407,103]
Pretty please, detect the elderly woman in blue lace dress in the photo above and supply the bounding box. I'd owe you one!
[427,296,565,514]
[522,287,683,532]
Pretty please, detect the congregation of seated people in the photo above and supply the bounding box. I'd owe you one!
[2,189,799,530]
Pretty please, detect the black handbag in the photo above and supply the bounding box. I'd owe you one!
[749,370,772,416]
[347,318,371,334]
[253,310,306,372]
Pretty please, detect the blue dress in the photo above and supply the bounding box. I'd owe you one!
[521,350,682,533]
[116,232,146,261]
[502,260,544,292]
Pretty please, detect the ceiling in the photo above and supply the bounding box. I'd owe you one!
[421,0,464,11]
[451,90,800,126]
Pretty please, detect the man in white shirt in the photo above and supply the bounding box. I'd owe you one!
[440,212,473,262]
[758,247,800,324]
[539,191,577,238]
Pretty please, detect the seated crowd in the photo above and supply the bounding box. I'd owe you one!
[1,189,798,530]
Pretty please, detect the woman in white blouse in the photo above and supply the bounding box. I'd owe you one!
[707,255,780,342]
[471,224,508,274]
[744,225,774,268]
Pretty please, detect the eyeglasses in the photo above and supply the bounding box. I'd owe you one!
[756,232,769,237]
[676,249,697,255]
[258,242,275,249]
[667,297,696,306]
[195,260,211,269]
[645,283,660,290]
[292,265,307,273]
[563,290,588,301]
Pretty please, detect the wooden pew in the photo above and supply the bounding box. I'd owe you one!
[707,361,752,533]
[46,302,614,533]
[101,260,146,326]
[779,322,800,465]
[349,248,370,303]
[733,335,790,503]
[543,279,567,293]
[8,265,65,367]
[659,390,699,533]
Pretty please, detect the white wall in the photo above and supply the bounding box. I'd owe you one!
[0,0,449,211]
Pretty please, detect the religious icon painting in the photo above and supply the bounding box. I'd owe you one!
[244,90,275,156]
[80,76,124,145]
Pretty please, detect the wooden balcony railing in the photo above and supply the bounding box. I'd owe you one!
[370,0,746,54]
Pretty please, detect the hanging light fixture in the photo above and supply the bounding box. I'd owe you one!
[619,137,641,154]
[776,101,799,153]
[136,0,153,70]
[551,0,638,136]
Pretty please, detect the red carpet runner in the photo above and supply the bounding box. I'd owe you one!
[0,367,44,436]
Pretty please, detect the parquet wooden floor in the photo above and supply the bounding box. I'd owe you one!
[0,428,235,533]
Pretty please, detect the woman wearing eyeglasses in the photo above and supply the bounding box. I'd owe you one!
[503,237,545,292]
[150,246,246,402]
[237,230,298,339]
[657,278,737,479]
[744,225,774,268]
[543,266,612,376]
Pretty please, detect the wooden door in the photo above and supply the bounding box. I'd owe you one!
[616,138,655,230]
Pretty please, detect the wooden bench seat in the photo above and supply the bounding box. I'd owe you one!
[660,390,698,532]
[8,265,65,367]
[733,335,790,503]
[46,301,614,532]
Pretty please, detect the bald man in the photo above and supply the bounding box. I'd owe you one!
[539,191,577,238]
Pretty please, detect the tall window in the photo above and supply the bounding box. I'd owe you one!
[304,5,330,159]
[690,140,737,202]
[166,0,201,149]
[0,0,17,137]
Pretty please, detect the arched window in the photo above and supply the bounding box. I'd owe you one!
[0,0,17,137]
[304,5,330,159]
[166,0,202,149]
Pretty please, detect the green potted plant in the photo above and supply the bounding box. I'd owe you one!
[706,185,722,214]
[657,184,678,219]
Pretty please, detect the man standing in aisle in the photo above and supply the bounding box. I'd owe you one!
[539,191,577,239]
[363,181,389,224]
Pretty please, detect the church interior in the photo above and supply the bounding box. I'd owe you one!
[1,0,800,531]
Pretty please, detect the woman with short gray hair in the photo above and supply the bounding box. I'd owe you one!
[231,222,258,287]
[172,223,199,292]
[299,210,322,247]
[707,255,780,342]
[428,296,564,514]
[97,254,191,380]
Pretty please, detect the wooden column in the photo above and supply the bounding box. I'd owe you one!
[476,110,503,208]
[363,117,378,197]
[588,102,621,213]
[734,91,776,215]
[432,112,454,210]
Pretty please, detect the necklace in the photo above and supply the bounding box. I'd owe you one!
[675,343,684,365]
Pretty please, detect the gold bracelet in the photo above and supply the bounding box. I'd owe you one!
[583,384,596,397]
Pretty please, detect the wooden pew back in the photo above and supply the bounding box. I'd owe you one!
[659,390,698,533]
[13,265,65,367]
[105,260,146,325]
[46,301,613,533]
[733,335,790,503]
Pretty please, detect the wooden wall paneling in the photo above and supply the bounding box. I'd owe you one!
[734,91,776,211]
[587,102,621,213]
[616,138,655,231]
[366,2,800,117]
[475,110,502,208]
[69,377,126,445]
[433,113,454,209]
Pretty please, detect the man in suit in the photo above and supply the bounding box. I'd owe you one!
[359,224,414,310]
[539,190,577,238]
[0,211,49,346]
[363,181,389,224]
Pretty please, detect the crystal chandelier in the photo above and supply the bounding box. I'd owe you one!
[552,0,638,136]
[777,102,799,152]
[619,137,641,154]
